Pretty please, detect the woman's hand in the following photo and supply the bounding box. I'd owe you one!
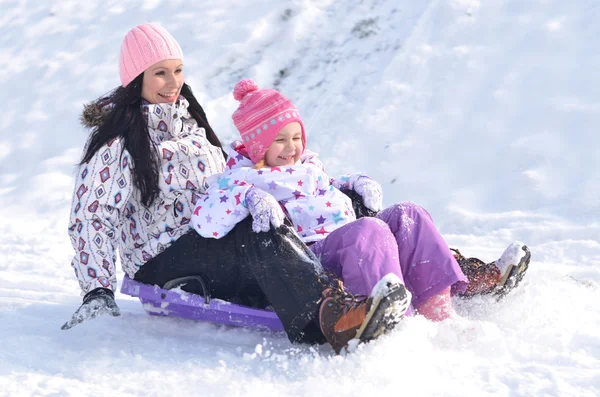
[61,288,121,330]
[245,187,285,233]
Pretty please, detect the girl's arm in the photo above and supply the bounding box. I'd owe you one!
[331,174,383,212]
[302,152,383,212]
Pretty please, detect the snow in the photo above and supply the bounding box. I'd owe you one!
[0,0,599,396]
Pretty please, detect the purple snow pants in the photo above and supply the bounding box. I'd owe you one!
[309,202,468,309]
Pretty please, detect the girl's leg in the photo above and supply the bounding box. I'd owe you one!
[376,202,468,311]
[414,287,453,321]
[309,217,404,296]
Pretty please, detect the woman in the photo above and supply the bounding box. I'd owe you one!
[61,23,411,355]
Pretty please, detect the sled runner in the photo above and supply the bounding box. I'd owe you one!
[120,275,285,331]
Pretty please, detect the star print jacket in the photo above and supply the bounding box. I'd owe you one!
[68,97,226,294]
[192,141,362,243]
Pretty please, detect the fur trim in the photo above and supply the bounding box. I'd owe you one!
[80,97,113,128]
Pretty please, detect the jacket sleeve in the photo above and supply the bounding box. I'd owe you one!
[302,151,367,191]
[68,138,133,294]
[192,173,253,239]
[329,173,369,191]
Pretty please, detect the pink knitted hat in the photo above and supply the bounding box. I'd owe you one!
[119,23,184,87]
[232,79,306,164]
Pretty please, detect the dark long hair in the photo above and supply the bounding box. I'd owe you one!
[80,74,224,207]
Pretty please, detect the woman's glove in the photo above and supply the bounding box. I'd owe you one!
[61,288,121,330]
[245,187,285,233]
[353,176,383,212]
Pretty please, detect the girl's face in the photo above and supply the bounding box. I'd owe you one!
[141,59,184,104]
[264,122,304,167]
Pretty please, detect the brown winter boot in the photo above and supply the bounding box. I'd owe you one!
[453,241,531,298]
[319,274,410,354]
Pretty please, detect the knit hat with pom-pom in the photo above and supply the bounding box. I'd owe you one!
[231,79,305,164]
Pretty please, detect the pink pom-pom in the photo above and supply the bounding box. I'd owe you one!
[233,79,259,101]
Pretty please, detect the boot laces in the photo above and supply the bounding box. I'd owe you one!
[318,278,368,314]
[451,248,492,278]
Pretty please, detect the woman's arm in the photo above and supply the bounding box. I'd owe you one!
[67,138,134,294]
[192,171,253,239]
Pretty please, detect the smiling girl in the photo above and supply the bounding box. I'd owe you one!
[193,79,531,332]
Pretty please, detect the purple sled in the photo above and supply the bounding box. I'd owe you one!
[120,275,285,332]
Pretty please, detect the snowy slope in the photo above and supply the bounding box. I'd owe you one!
[0,0,598,396]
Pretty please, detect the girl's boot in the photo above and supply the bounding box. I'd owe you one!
[319,274,411,354]
[454,241,531,298]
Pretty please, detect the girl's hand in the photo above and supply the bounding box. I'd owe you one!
[353,176,383,212]
[245,187,285,233]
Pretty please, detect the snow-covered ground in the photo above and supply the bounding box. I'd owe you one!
[1,0,599,396]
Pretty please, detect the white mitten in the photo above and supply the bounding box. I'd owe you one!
[245,187,285,233]
[353,176,383,212]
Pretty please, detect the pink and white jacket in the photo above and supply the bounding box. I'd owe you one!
[192,141,358,243]
[68,97,226,294]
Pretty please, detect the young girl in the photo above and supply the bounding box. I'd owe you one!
[192,79,531,323]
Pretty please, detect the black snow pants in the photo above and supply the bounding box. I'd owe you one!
[134,217,326,344]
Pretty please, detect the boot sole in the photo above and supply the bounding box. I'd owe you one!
[355,282,410,343]
[495,244,531,297]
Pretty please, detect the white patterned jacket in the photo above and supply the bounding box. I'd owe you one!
[68,97,225,294]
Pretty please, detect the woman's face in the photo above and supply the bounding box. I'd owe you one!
[141,59,184,104]
[264,122,304,167]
